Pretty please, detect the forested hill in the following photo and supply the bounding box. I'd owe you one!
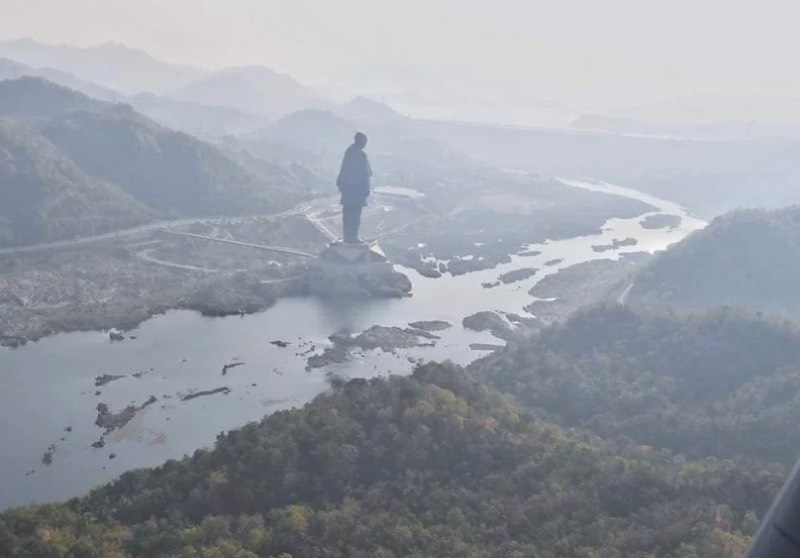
[0,78,314,246]
[0,119,153,246]
[626,205,800,320]
[475,304,800,464]
[37,105,285,217]
[0,363,783,557]
[0,75,99,119]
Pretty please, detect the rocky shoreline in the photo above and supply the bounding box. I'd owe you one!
[0,214,329,348]
[95,395,158,435]
[0,177,661,349]
[0,273,289,348]
[0,239,420,349]
[524,255,650,324]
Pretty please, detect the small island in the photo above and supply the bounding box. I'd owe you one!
[640,214,682,230]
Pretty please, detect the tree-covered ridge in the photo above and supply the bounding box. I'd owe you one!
[0,77,316,247]
[477,304,800,464]
[39,105,293,217]
[627,205,800,319]
[0,364,784,557]
[0,76,99,120]
[0,118,152,246]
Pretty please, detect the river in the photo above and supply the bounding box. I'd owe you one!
[0,179,705,510]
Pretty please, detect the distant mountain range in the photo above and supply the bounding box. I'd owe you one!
[243,109,356,172]
[0,77,315,247]
[335,95,406,125]
[0,56,271,136]
[627,205,800,321]
[170,65,327,118]
[0,56,115,101]
[0,39,328,119]
[0,64,445,248]
[0,39,204,94]
[238,107,472,187]
[126,92,271,137]
[0,39,404,133]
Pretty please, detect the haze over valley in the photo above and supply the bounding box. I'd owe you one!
[2,2,800,556]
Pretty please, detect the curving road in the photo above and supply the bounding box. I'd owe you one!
[0,197,333,259]
[0,190,428,267]
[135,247,249,274]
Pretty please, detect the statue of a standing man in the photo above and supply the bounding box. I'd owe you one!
[336,132,372,244]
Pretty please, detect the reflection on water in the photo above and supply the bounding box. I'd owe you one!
[313,296,393,332]
[0,179,706,510]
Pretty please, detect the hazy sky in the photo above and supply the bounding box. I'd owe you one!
[1,0,798,122]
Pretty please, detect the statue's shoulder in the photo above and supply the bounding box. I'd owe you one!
[343,144,359,159]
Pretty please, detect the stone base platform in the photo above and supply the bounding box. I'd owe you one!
[311,240,411,298]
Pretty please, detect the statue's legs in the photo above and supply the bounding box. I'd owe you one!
[342,204,363,243]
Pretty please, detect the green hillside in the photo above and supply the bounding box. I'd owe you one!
[477,305,800,464]
[0,76,98,120]
[627,206,800,319]
[40,105,290,217]
[0,78,308,228]
[0,119,152,247]
[0,364,782,557]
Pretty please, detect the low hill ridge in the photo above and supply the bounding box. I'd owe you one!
[627,205,800,319]
[170,65,326,118]
[0,118,152,246]
[476,304,800,464]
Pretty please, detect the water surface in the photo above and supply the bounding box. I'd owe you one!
[0,179,705,509]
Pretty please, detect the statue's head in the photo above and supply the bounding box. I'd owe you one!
[354,132,368,149]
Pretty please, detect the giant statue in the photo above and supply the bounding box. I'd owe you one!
[336,132,372,244]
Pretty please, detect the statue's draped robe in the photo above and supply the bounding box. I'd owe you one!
[337,145,372,207]
[336,144,372,243]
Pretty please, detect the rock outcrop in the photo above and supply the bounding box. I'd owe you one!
[307,325,440,369]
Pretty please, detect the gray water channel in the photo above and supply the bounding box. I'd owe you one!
[0,179,705,510]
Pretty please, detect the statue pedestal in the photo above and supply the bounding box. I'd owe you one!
[311,240,412,298]
[319,240,391,269]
